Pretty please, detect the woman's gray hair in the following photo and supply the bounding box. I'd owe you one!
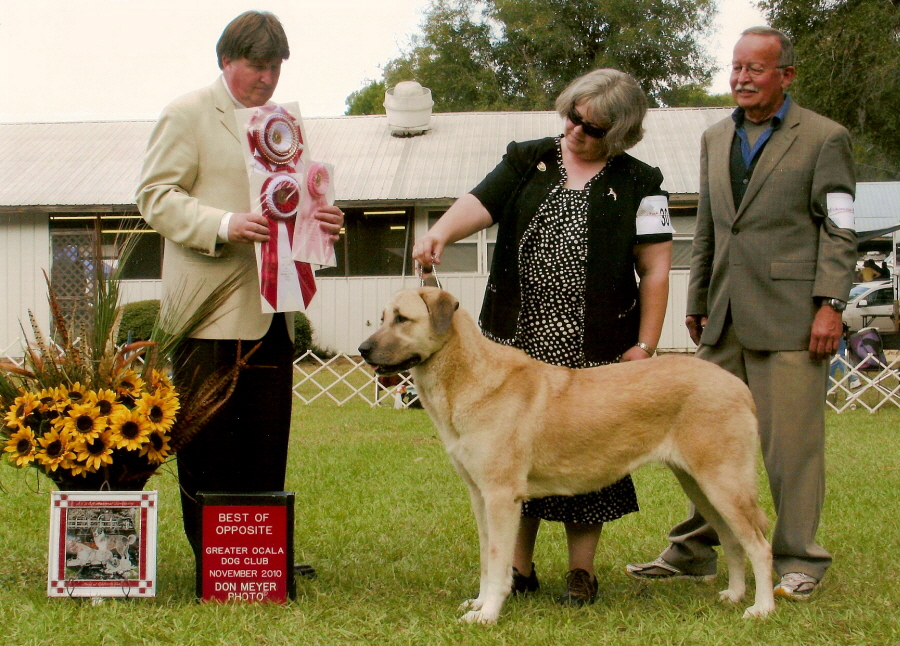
[555,69,648,157]
[741,26,795,67]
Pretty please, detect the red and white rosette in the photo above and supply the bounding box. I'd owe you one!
[247,107,303,172]
[258,174,315,310]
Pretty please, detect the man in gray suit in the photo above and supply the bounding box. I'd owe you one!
[626,27,856,601]
[137,11,342,566]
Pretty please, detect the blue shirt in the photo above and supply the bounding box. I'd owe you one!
[732,95,792,168]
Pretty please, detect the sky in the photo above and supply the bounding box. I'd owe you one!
[0,0,765,123]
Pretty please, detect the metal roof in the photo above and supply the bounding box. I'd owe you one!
[2,109,896,223]
[0,108,732,209]
[855,181,900,233]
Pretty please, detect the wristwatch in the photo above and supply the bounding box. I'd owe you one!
[822,298,847,312]
[634,341,656,356]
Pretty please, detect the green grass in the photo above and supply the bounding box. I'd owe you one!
[1,403,899,645]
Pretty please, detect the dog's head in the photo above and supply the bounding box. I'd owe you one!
[358,287,459,375]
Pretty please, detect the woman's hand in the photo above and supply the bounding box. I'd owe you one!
[621,345,652,362]
[412,234,446,269]
[412,193,494,269]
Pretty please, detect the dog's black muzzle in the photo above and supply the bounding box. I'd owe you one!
[358,339,421,375]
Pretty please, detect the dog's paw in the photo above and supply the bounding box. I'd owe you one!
[458,609,497,625]
[458,597,484,612]
[718,589,744,604]
[742,602,775,619]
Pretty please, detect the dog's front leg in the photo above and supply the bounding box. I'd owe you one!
[459,492,520,625]
[458,484,490,613]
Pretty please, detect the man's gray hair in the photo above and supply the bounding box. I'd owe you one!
[741,26,795,67]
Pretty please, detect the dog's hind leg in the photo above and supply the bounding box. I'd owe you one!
[459,490,521,624]
[672,466,775,618]
[703,483,774,618]
[670,468,747,599]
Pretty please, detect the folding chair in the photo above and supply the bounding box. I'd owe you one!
[843,327,900,411]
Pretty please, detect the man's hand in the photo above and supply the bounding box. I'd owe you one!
[685,314,707,345]
[809,304,844,361]
[229,212,271,243]
[313,205,344,243]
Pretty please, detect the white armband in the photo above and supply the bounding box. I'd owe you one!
[636,195,674,236]
[826,192,855,231]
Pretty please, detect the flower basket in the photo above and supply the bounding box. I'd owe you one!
[5,373,177,491]
[1,235,249,491]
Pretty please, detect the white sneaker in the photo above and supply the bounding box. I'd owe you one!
[774,572,818,601]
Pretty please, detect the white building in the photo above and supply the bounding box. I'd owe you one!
[2,109,892,355]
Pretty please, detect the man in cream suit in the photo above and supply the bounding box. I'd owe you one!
[137,11,343,565]
[627,27,856,601]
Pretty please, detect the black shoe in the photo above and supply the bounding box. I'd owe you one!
[294,563,317,579]
[557,568,598,606]
[511,563,540,595]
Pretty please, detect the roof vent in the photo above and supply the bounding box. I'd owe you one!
[384,81,433,137]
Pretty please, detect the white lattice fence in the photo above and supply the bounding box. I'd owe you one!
[827,353,900,413]
[291,351,420,408]
[3,340,896,413]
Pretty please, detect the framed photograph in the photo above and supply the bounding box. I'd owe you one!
[47,490,158,598]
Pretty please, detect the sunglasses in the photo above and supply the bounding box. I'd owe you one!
[567,106,607,139]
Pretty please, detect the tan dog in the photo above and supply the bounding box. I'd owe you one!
[359,288,774,623]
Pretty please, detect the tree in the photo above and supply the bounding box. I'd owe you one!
[660,84,734,108]
[346,0,717,114]
[759,0,900,179]
[345,80,387,115]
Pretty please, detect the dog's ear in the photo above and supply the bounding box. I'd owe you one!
[420,288,459,336]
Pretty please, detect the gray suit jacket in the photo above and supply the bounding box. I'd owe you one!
[687,100,857,351]
[137,79,292,340]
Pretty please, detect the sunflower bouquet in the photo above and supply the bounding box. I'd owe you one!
[0,236,250,491]
[3,370,180,490]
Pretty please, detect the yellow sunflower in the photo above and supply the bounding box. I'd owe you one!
[4,392,40,430]
[140,429,171,464]
[116,370,145,400]
[135,391,179,433]
[61,402,104,441]
[36,388,65,425]
[67,456,98,476]
[35,428,76,472]
[75,429,115,471]
[4,428,37,466]
[59,382,89,406]
[86,388,125,421]
[110,408,151,451]
[148,369,175,395]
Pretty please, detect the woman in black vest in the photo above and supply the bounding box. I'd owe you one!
[412,69,673,606]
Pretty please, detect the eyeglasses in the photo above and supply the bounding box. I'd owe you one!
[566,106,607,139]
[730,63,790,77]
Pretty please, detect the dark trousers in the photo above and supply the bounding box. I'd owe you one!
[173,314,293,560]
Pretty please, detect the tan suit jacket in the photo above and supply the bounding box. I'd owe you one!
[137,79,292,340]
[687,100,857,351]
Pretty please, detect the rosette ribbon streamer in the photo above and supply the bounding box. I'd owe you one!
[259,175,316,309]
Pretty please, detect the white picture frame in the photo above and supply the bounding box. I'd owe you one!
[47,490,158,598]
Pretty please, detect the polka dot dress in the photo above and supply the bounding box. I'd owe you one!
[513,141,639,524]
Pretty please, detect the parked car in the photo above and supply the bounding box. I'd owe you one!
[843,280,895,332]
